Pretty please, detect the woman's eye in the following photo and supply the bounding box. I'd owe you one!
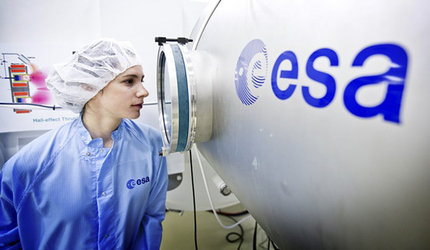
[124,79,134,85]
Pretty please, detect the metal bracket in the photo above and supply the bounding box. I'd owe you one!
[155,37,193,46]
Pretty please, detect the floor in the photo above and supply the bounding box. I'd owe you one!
[160,204,273,250]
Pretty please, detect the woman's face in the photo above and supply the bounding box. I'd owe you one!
[92,65,148,120]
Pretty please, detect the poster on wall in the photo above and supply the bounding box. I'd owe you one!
[0,43,78,133]
[0,0,103,133]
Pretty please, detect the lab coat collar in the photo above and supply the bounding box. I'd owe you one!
[77,116,124,147]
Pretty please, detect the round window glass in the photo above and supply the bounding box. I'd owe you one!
[159,52,172,144]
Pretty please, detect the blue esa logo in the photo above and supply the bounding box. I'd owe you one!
[236,40,408,124]
[126,176,150,189]
[234,39,268,105]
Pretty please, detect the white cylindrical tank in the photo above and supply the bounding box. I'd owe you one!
[157,0,430,248]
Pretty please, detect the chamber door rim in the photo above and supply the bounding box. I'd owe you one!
[157,43,194,155]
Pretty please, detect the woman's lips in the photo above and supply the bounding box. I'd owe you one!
[132,103,143,109]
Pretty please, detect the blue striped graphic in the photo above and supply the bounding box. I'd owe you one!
[234,40,268,105]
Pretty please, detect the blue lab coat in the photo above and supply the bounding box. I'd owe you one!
[0,118,167,249]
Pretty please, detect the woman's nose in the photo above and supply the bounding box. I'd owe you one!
[137,84,149,98]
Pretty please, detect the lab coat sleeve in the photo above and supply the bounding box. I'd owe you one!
[0,165,21,249]
[141,155,167,250]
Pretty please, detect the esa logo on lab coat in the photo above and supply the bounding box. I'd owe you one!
[126,177,150,189]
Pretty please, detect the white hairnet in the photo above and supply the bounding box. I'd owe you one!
[46,38,141,113]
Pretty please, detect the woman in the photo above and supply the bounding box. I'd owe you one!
[0,39,167,249]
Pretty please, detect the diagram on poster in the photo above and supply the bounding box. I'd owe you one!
[1,53,52,113]
[0,47,77,133]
